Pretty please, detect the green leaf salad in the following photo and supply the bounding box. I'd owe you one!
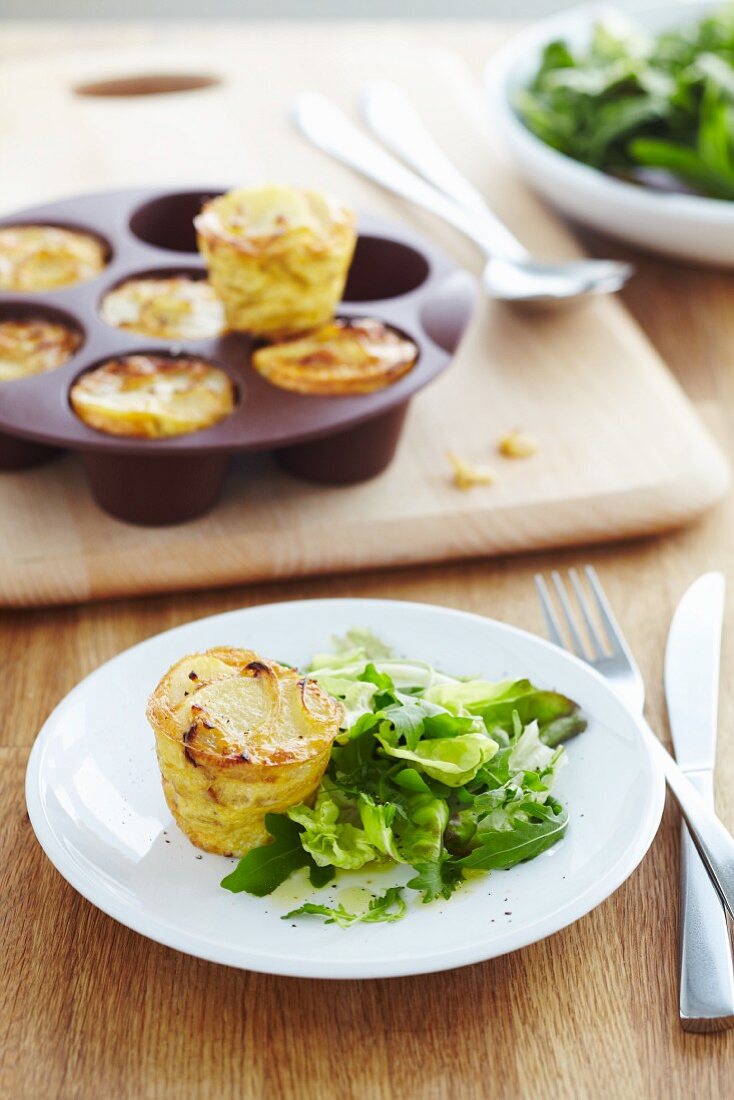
[221,631,586,925]
[517,5,734,200]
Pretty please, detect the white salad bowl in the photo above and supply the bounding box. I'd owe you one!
[25,598,664,979]
[483,1,734,266]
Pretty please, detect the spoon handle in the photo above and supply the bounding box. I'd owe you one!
[292,92,503,258]
[360,80,527,261]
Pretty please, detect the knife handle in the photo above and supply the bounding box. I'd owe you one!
[679,772,734,1032]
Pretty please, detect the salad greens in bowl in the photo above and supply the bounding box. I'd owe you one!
[222,630,586,926]
[484,1,734,265]
[518,5,734,201]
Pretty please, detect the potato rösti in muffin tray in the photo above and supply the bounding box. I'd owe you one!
[0,185,474,523]
[70,355,236,439]
[147,647,343,857]
[0,225,107,291]
[100,275,225,341]
[252,318,419,395]
[195,184,356,337]
[0,318,82,381]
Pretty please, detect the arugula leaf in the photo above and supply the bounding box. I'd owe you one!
[407,857,464,903]
[381,698,427,751]
[330,719,378,779]
[458,797,569,871]
[309,863,336,889]
[284,887,406,927]
[221,815,311,896]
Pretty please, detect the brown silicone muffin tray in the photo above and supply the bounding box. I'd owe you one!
[0,187,476,525]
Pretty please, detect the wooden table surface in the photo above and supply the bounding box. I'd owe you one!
[3,21,734,1100]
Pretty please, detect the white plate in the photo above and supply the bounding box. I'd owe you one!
[483,1,733,266]
[25,598,664,979]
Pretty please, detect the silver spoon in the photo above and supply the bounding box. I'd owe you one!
[292,91,633,306]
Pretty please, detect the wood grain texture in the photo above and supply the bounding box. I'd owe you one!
[4,22,734,1100]
[0,25,728,607]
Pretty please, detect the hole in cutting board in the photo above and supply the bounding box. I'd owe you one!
[73,73,221,98]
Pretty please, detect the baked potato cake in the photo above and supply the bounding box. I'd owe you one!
[70,354,235,439]
[0,318,82,381]
[100,275,225,341]
[195,184,356,336]
[252,317,419,395]
[0,225,106,291]
[147,647,343,856]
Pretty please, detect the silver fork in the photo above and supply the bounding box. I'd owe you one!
[534,566,734,922]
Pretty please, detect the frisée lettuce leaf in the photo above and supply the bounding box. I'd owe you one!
[284,887,407,928]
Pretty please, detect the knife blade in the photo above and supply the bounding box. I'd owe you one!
[666,573,725,773]
[665,571,734,1032]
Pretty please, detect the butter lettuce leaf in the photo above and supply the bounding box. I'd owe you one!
[287,788,377,870]
[359,791,449,865]
[424,678,583,739]
[358,796,403,862]
[375,730,498,787]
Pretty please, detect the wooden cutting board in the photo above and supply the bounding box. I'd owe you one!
[0,26,728,607]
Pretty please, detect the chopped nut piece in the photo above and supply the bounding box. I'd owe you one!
[447,451,496,491]
[498,429,538,459]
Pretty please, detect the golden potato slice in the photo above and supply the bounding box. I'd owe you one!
[100,275,225,340]
[147,647,344,856]
[0,318,82,381]
[252,317,419,395]
[195,184,356,336]
[0,225,106,291]
[70,354,235,439]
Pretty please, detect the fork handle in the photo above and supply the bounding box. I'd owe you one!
[644,722,734,921]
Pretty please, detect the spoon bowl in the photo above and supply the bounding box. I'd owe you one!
[482,256,634,305]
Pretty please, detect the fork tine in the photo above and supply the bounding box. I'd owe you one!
[584,565,627,657]
[534,574,564,648]
[551,571,589,660]
[569,568,607,659]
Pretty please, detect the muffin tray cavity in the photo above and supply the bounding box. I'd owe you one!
[0,187,476,524]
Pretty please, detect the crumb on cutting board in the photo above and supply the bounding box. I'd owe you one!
[447,450,496,491]
[497,429,538,459]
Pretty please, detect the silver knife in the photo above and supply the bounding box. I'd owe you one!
[665,572,734,1032]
